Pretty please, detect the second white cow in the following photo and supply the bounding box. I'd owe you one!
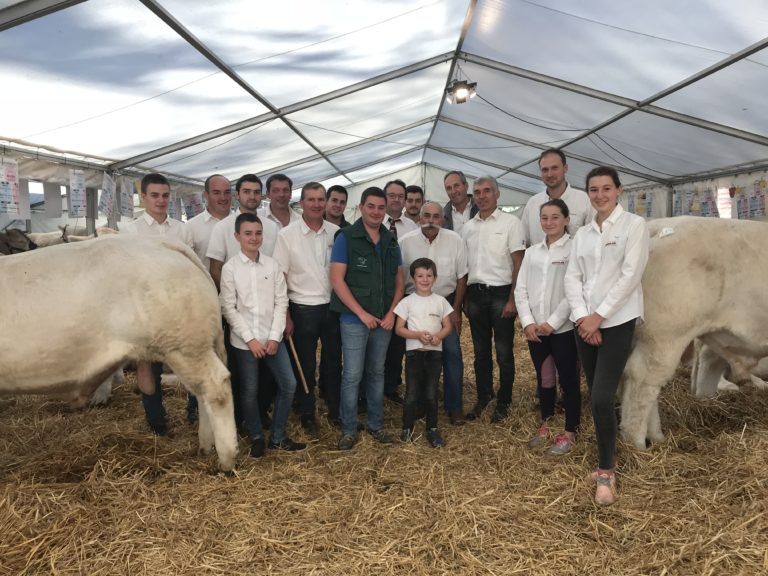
[620,216,768,449]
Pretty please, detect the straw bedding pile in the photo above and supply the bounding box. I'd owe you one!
[1,331,767,575]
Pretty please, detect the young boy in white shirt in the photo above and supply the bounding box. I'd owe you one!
[219,213,306,458]
[394,258,453,448]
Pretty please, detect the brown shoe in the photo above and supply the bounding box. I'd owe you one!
[449,411,466,426]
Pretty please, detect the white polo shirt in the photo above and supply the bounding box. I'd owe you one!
[186,209,222,269]
[206,209,278,264]
[520,184,596,246]
[514,234,573,334]
[220,251,288,349]
[272,218,339,305]
[383,213,418,238]
[258,203,301,229]
[398,228,468,297]
[393,292,453,352]
[450,203,473,236]
[564,204,649,328]
[462,209,526,286]
[120,211,193,249]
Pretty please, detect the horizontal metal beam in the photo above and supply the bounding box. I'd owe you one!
[0,0,85,32]
[259,117,436,176]
[110,51,453,171]
[439,116,667,184]
[461,51,768,148]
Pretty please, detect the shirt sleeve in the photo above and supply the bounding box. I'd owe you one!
[393,297,408,320]
[564,232,589,321]
[269,261,288,342]
[272,229,290,274]
[520,204,531,247]
[455,234,469,278]
[514,251,535,328]
[330,232,348,264]
[220,262,256,344]
[206,223,226,262]
[595,216,650,320]
[546,285,572,331]
[440,296,453,318]
[507,215,526,254]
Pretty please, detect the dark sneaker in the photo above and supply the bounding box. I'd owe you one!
[400,428,413,442]
[250,437,266,458]
[426,428,445,448]
[490,403,509,423]
[337,433,357,451]
[301,416,319,439]
[464,402,487,421]
[385,392,404,405]
[368,428,394,444]
[449,411,466,426]
[268,437,306,451]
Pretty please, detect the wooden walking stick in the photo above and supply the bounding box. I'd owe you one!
[287,335,310,394]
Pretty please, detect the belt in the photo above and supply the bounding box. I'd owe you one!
[469,283,511,292]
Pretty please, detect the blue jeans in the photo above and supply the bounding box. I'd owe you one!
[339,322,392,437]
[465,284,516,407]
[289,302,342,420]
[233,342,297,443]
[441,328,463,414]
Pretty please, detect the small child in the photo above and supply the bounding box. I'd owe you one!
[220,212,306,458]
[394,258,453,448]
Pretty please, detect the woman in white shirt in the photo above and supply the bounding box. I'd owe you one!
[515,198,580,457]
[564,167,649,506]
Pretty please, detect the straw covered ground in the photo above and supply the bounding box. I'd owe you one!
[1,330,767,576]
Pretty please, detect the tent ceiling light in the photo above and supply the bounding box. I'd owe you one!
[445,79,477,104]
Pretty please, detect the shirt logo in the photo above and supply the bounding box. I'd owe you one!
[356,256,367,267]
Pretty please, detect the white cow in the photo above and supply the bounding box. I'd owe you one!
[0,236,238,471]
[621,216,768,449]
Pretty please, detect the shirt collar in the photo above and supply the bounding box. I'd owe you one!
[299,218,329,235]
[238,250,260,264]
[474,208,499,222]
[141,211,168,227]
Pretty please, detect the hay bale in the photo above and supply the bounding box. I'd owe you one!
[1,328,767,575]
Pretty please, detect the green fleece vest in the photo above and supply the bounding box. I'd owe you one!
[330,219,399,318]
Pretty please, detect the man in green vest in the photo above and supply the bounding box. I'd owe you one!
[330,186,405,450]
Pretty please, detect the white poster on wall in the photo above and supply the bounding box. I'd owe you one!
[0,158,20,215]
[120,176,134,218]
[68,169,87,217]
[184,192,204,219]
[99,172,116,216]
[167,190,183,221]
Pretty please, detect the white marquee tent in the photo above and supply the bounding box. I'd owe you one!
[2,0,768,224]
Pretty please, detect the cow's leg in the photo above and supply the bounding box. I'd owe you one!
[621,338,684,450]
[90,376,113,406]
[692,342,729,397]
[165,350,237,472]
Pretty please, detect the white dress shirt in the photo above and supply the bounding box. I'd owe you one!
[220,251,288,349]
[393,292,454,351]
[520,184,596,247]
[398,228,468,297]
[514,234,573,334]
[450,203,472,236]
[383,213,418,238]
[462,209,526,286]
[258,204,301,229]
[272,218,339,305]
[120,211,193,249]
[564,204,649,328]
[207,209,278,264]
[185,209,222,269]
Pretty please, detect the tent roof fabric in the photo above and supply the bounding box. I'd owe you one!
[2,0,767,197]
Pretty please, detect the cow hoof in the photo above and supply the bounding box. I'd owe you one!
[750,375,768,390]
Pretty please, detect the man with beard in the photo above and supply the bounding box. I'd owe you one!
[398,202,468,425]
[324,184,350,228]
[404,184,424,224]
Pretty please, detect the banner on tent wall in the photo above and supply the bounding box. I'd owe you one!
[0,158,20,215]
[119,177,134,218]
[167,190,183,221]
[672,188,719,217]
[68,169,87,217]
[99,172,116,217]
[732,180,766,220]
[627,191,653,218]
[184,192,204,220]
